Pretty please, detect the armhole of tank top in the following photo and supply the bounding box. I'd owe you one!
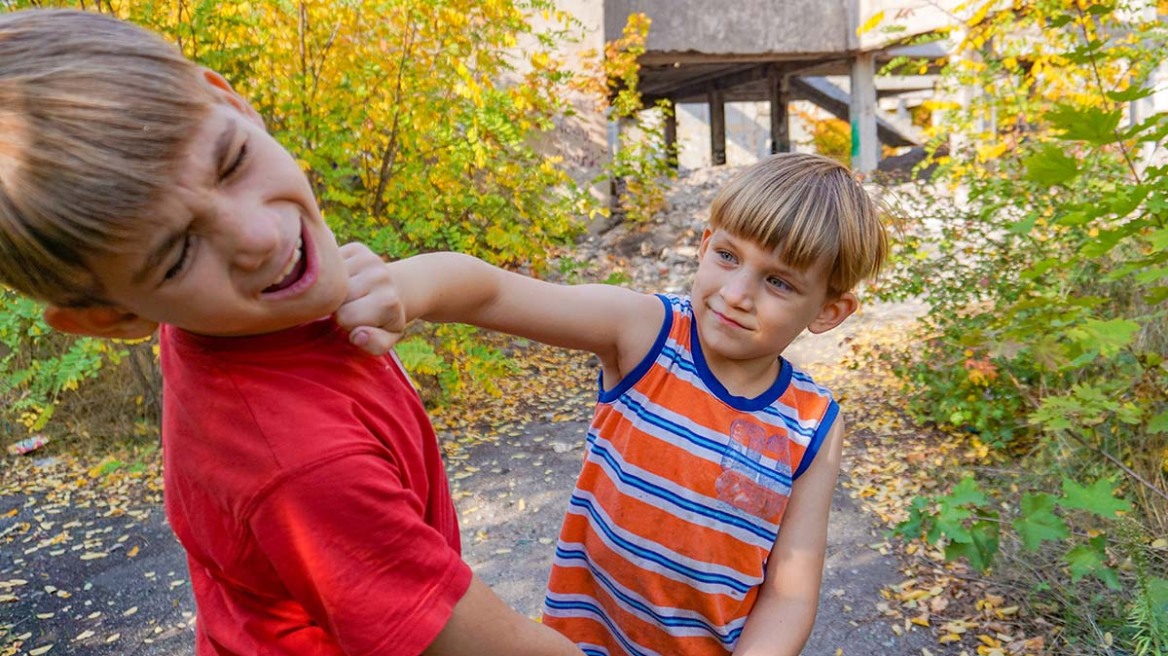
[792,398,839,480]
[597,294,674,404]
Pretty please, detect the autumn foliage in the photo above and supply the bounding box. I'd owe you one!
[0,0,622,426]
[875,1,1168,652]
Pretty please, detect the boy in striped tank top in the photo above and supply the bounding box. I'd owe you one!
[340,153,888,655]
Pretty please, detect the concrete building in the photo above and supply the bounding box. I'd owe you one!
[547,1,1165,175]
[600,0,961,173]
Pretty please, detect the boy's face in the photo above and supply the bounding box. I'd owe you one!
[53,71,348,339]
[691,228,856,374]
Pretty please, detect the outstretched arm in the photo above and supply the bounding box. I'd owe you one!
[426,575,583,656]
[336,243,663,381]
[731,418,845,656]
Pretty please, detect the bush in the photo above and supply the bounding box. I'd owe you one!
[876,2,1168,652]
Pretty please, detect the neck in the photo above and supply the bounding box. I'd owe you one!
[703,352,781,399]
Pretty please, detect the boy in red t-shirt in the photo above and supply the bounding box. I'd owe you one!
[0,9,581,656]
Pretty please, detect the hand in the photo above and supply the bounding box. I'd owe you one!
[335,242,407,356]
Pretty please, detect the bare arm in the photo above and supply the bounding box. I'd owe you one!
[336,243,663,380]
[425,575,583,656]
[731,417,845,656]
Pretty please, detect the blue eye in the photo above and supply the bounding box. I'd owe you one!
[716,250,737,264]
[767,276,792,291]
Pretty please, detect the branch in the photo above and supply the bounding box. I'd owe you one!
[1064,428,1168,504]
[371,12,418,226]
[1072,1,1141,183]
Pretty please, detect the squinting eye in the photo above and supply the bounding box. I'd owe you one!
[163,236,192,281]
[220,143,248,181]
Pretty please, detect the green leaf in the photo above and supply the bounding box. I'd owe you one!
[1022,144,1079,186]
[935,503,973,544]
[1060,478,1132,518]
[1145,286,1168,305]
[1078,228,1127,258]
[395,337,448,377]
[1066,536,1120,589]
[1048,104,1122,144]
[895,497,930,540]
[944,520,999,572]
[1068,318,1140,358]
[1135,267,1168,284]
[948,476,988,506]
[1107,87,1155,103]
[1054,210,1093,226]
[1150,227,1168,251]
[1147,577,1168,624]
[1148,411,1168,435]
[1014,493,1069,551]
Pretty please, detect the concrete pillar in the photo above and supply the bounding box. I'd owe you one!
[850,52,878,174]
[769,68,790,154]
[663,99,679,169]
[709,89,727,166]
[608,115,634,212]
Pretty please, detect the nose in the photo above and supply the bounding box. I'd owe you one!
[220,202,282,272]
[721,270,756,310]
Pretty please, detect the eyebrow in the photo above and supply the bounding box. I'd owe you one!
[130,122,237,285]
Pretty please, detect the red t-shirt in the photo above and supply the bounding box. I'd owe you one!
[159,319,471,655]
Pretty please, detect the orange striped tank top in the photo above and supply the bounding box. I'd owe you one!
[543,294,838,656]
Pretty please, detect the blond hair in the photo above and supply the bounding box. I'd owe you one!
[709,153,887,296]
[0,9,210,306]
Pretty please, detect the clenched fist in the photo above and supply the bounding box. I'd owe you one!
[335,242,407,356]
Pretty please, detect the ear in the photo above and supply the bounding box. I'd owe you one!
[198,68,265,128]
[43,305,159,339]
[807,292,858,335]
[697,227,713,258]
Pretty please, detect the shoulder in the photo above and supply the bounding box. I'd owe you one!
[785,362,834,400]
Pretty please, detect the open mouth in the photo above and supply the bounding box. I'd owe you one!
[262,236,307,294]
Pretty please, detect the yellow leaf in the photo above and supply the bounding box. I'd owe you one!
[977,633,1001,647]
[857,10,885,35]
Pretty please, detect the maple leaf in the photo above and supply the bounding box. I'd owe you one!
[1013,493,1069,551]
[1060,478,1132,519]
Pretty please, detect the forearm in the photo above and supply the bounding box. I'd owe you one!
[386,252,506,326]
[425,576,584,656]
[731,592,818,656]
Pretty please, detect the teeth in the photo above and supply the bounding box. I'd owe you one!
[274,238,303,284]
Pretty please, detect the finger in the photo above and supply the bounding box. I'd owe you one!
[334,293,404,333]
[348,326,402,356]
[339,241,375,259]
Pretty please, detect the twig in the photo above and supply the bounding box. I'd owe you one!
[1072,1,1142,183]
[1064,429,1168,503]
